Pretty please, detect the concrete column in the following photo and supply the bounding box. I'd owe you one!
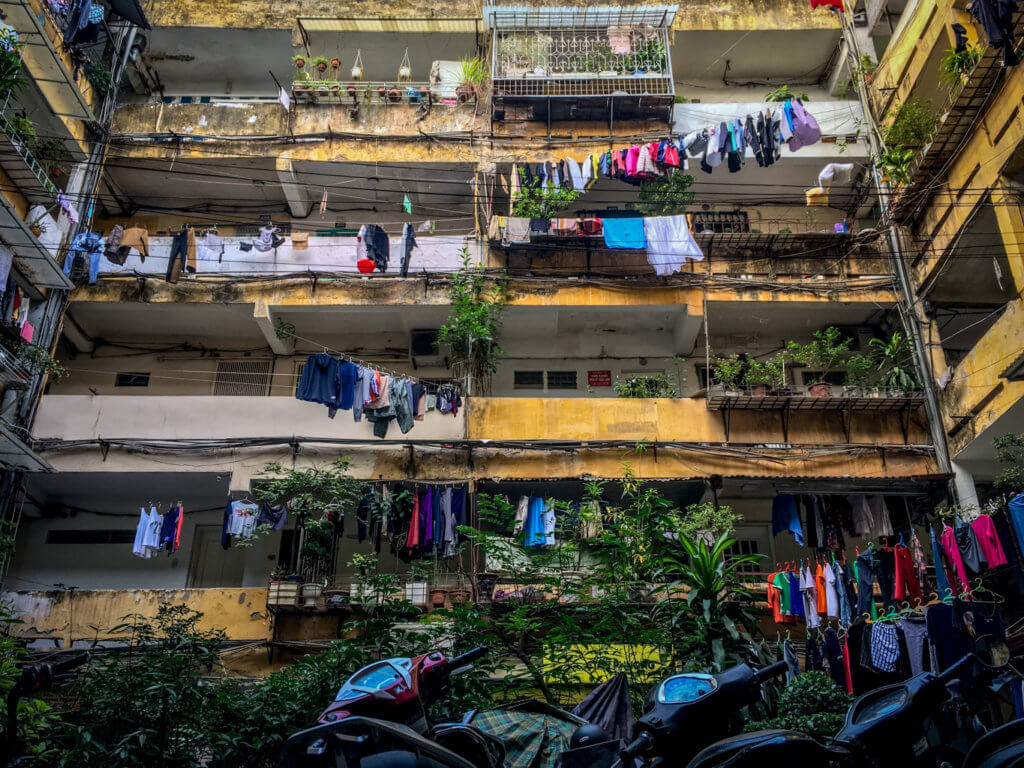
[276,157,312,218]
[253,302,295,356]
[952,462,980,510]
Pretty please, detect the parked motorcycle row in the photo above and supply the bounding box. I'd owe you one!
[275,637,1024,768]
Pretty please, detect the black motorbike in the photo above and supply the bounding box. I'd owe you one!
[618,636,1021,768]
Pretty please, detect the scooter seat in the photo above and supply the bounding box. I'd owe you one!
[686,729,831,768]
[963,719,1024,768]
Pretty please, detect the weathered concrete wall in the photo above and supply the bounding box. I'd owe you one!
[143,0,840,32]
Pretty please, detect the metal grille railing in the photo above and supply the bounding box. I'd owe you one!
[491,25,673,98]
[0,93,59,199]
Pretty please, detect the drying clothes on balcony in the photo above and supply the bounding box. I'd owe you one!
[525,497,555,547]
[602,218,646,249]
[893,543,921,602]
[221,500,258,549]
[296,353,356,418]
[254,224,284,253]
[970,0,1020,66]
[771,493,804,545]
[400,223,417,277]
[159,504,184,554]
[848,494,894,537]
[787,99,822,151]
[940,525,972,596]
[132,506,163,559]
[257,502,288,531]
[970,514,1008,567]
[63,231,104,285]
[642,215,704,275]
[165,226,196,283]
[436,383,461,416]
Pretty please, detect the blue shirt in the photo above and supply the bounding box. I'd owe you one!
[772,493,804,546]
[602,218,646,249]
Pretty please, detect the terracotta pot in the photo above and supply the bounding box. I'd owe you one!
[377,86,387,100]
[456,82,475,103]
[387,88,402,103]
[429,588,447,607]
[316,62,328,73]
[294,58,305,68]
[330,58,341,69]
[808,382,832,397]
[346,86,357,99]
[448,588,472,605]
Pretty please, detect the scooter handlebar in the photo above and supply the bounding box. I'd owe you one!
[752,660,789,685]
[47,653,89,676]
[449,646,488,669]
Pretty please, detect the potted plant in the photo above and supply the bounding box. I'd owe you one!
[267,566,300,608]
[429,584,447,608]
[293,54,306,69]
[456,56,487,103]
[787,327,851,397]
[869,332,921,396]
[314,56,329,75]
[405,561,430,606]
[764,84,810,102]
[387,87,402,103]
[447,571,472,605]
[710,353,744,395]
[744,353,786,395]
[940,45,982,87]
[678,501,741,546]
[330,57,341,70]
[299,518,333,607]
[348,553,378,604]
[293,69,311,94]
[844,353,875,396]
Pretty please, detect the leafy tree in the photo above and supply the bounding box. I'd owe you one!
[994,432,1024,493]
[744,672,852,740]
[635,170,696,216]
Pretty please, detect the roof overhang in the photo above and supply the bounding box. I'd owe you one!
[483,5,679,29]
[297,16,480,36]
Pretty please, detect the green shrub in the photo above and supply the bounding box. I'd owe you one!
[745,672,852,740]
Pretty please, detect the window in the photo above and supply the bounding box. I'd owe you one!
[115,372,150,387]
[546,370,578,390]
[725,538,763,575]
[514,370,544,389]
[801,370,847,386]
[213,360,272,396]
[46,530,135,544]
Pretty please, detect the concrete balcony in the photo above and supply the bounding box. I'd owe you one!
[0,0,96,122]
[32,395,466,443]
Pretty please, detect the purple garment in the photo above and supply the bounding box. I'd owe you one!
[420,488,434,552]
[432,487,443,552]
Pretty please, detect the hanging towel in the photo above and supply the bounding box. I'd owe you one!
[818,162,855,188]
[642,216,704,275]
[602,218,646,249]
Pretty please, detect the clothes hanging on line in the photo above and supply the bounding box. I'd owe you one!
[221,500,258,549]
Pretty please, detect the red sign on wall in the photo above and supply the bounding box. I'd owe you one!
[587,370,612,387]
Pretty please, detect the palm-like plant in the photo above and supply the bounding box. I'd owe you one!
[868,332,921,392]
[662,534,764,671]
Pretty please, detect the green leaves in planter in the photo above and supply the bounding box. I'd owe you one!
[613,372,678,398]
[745,672,852,740]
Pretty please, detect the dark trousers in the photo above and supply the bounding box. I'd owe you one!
[857,555,877,617]
[165,230,189,283]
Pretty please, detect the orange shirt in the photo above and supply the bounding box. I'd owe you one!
[815,563,828,615]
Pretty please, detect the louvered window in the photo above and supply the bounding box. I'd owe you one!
[213,360,272,396]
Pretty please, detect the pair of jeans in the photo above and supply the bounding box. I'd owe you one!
[875,548,896,611]
[63,249,101,285]
[165,229,190,282]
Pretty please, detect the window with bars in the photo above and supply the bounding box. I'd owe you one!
[546,370,578,390]
[514,370,544,389]
[213,360,272,396]
[725,538,763,574]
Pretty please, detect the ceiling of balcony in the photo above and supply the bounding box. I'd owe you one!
[955,396,1024,483]
[23,472,231,515]
[705,300,887,351]
[669,28,841,86]
[923,204,1017,304]
[65,302,265,345]
[140,27,294,96]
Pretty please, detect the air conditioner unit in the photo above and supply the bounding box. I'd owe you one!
[410,329,444,367]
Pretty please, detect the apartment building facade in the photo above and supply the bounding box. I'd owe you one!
[1,0,1007,672]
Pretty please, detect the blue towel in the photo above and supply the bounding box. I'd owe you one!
[602,218,646,249]
[771,493,804,546]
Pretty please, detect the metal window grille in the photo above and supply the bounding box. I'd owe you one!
[213,360,272,396]
[726,538,762,574]
[115,372,150,387]
[293,362,305,395]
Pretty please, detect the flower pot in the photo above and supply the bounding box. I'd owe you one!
[268,580,300,608]
[316,63,328,74]
[317,85,330,96]
[377,86,387,101]
[475,572,499,604]
[430,588,447,607]
[330,58,341,69]
[455,83,475,103]
[405,581,428,606]
[808,382,832,397]
[300,582,324,609]
[325,589,349,608]
[29,225,42,237]
[294,58,305,69]
[387,88,402,103]
[448,588,472,605]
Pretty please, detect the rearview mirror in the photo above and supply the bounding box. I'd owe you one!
[974,636,1011,669]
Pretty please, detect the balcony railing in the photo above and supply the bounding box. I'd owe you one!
[0,96,59,203]
[487,5,676,122]
[291,80,471,107]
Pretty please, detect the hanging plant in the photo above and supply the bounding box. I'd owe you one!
[313,56,329,74]
[292,54,306,69]
[437,249,509,395]
[84,62,112,95]
[330,57,341,69]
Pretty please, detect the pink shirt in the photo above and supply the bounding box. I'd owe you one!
[970,515,1007,568]
[940,525,972,596]
[625,146,640,176]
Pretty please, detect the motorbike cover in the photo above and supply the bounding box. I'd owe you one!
[275,716,479,768]
[686,729,832,768]
[963,719,1024,768]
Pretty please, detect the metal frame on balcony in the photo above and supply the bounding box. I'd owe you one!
[0,169,71,289]
[888,11,1024,222]
[290,80,468,107]
[0,417,51,471]
[0,94,59,205]
[486,5,677,123]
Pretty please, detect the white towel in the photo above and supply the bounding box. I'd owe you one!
[642,216,704,276]
[818,162,855,188]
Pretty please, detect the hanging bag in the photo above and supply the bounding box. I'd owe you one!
[789,99,821,152]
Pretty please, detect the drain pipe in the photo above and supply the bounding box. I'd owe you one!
[837,11,954,489]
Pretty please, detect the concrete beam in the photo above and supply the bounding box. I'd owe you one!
[276,157,312,219]
[673,311,703,355]
[253,302,294,355]
[60,311,95,354]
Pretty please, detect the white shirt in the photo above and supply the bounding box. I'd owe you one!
[514,495,529,535]
[824,563,839,618]
[801,566,820,629]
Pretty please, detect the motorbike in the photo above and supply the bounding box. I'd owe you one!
[278,645,616,768]
[617,635,1021,768]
